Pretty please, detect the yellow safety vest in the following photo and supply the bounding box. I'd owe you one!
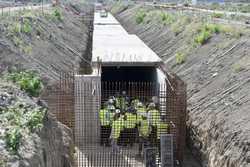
[137,107,147,116]
[148,109,160,127]
[138,116,150,137]
[99,109,110,126]
[124,113,137,129]
[157,122,169,139]
[111,116,124,139]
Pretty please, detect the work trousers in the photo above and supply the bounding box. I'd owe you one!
[100,125,111,146]
[119,128,136,146]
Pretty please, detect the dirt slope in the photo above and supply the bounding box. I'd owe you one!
[0,2,93,83]
[113,4,250,167]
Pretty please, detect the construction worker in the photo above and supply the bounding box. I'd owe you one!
[156,120,169,160]
[110,109,124,152]
[147,103,160,145]
[123,106,137,146]
[137,102,147,116]
[115,91,129,113]
[99,99,115,146]
[137,112,150,158]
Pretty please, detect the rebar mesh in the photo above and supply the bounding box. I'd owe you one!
[44,72,186,167]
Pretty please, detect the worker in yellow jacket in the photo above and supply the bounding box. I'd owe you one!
[99,104,115,146]
[147,103,160,145]
[110,110,124,152]
[137,112,151,157]
[123,108,137,146]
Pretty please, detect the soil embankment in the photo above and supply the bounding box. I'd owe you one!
[0,2,94,166]
[112,4,250,167]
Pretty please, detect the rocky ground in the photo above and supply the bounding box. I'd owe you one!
[112,4,250,167]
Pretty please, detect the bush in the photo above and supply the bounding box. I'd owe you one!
[22,19,32,34]
[135,9,146,24]
[194,24,221,45]
[161,12,175,25]
[175,52,186,65]
[211,13,224,18]
[53,8,63,21]
[204,24,221,33]
[194,30,211,45]
[7,71,43,97]
[25,108,45,132]
[5,127,22,153]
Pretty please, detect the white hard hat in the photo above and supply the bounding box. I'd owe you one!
[108,99,114,104]
[148,103,156,108]
[137,102,143,107]
[115,109,120,114]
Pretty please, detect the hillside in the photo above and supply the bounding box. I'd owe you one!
[0,2,93,166]
[112,4,250,167]
[0,1,93,82]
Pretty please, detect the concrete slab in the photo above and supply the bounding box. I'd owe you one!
[92,13,163,66]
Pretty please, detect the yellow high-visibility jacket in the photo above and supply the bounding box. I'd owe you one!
[111,116,124,140]
[124,113,137,129]
[138,116,150,137]
[157,122,169,139]
[99,109,110,126]
[148,109,160,127]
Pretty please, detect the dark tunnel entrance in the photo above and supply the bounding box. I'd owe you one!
[101,66,159,104]
[101,66,157,82]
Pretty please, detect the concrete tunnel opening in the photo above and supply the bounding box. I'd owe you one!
[101,66,156,82]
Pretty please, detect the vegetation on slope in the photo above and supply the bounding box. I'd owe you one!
[127,7,248,65]
[0,71,46,167]
[1,7,64,55]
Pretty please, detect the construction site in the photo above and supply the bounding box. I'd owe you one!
[0,0,249,167]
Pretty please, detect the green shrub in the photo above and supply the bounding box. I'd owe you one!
[175,52,186,65]
[22,19,32,34]
[53,8,63,21]
[194,30,211,45]
[211,13,224,18]
[161,12,175,25]
[7,71,43,97]
[25,108,45,132]
[194,24,221,45]
[5,127,22,153]
[135,9,146,24]
[204,24,221,33]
